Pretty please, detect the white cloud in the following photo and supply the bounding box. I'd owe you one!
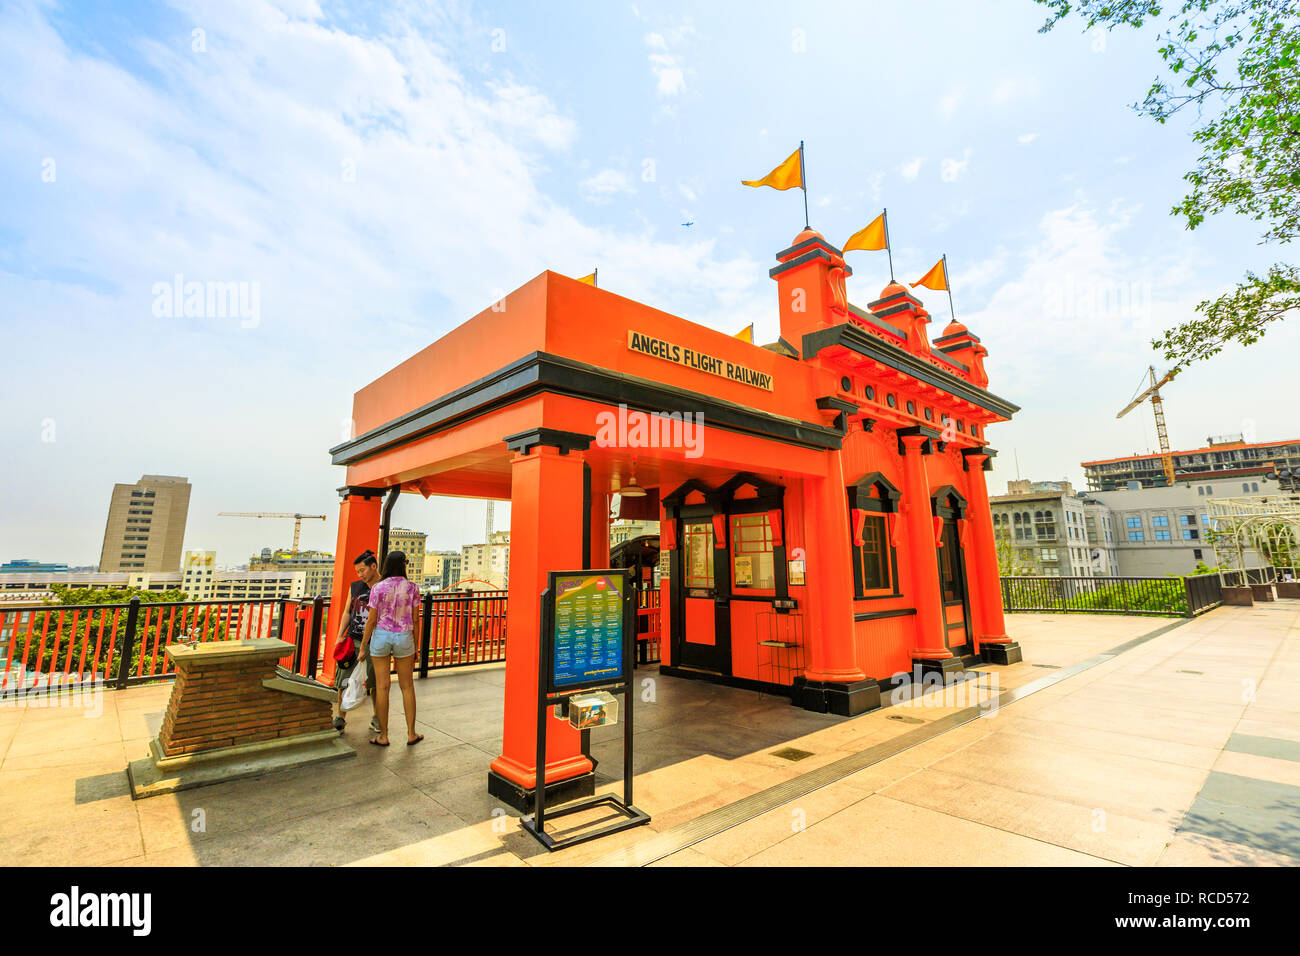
[1017,132,1038,145]
[899,157,924,181]
[581,168,635,202]
[940,149,972,182]
[938,87,964,120]
[645,23,694,96]
[0,1,767,563]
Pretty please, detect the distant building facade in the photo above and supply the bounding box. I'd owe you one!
[0,549,306,605]
[992,474,1281,577]
[422,550,462,591]
[610,519,659,547]
[1082,435,1300,490]
[98,474,192,572]
[0,559,70,574]
[990,480,1118,577]
[387,528,427,583]
[461,531,509,589]
[249,549,334,598]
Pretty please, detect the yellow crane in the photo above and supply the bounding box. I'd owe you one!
[1116,366,1178,486]
[218,512,327,554]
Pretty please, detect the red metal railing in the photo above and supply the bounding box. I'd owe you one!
[637,588,662,663]
[0,598,325,691]
[419,590,508,674]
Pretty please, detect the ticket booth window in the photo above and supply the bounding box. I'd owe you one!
[730,513,775,591]
[847,472,901,600]
[684,522,715,589]
[855,514,891,593]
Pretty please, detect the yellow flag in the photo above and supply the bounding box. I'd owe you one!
[911,257,947,292]
[843,212,887,253]
[742,147,803,191]
[577,270,597,286]
[734,324,753,343]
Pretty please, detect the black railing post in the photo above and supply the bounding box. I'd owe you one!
[420,591,433,678]
[306,597,324,679]
[115,598,141,690]
[277,598,291,643]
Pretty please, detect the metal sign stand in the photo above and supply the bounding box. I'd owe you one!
[520,569,651,851]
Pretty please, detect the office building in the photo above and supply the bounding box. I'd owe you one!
[1082,435,1300,490]
[0,559,70,574]
[98,475,192,572]
[386,528,427,583]
[422,550,462,591]
[990,480,1119,577]
[249,549,334,598]
[461,532,510,590]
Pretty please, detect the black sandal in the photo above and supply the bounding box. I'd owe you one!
[369,736,390,747]
[407,734,424,746]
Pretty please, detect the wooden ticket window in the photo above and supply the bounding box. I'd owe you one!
[848,472,902,600]
[663,474,788,678]
[717,472,788,602]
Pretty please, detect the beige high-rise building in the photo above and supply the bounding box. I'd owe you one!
[387,528,427,583]
[461,531,510,590]
[98,475,192,572]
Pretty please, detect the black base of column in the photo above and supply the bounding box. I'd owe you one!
[791,676,881,716]
[912,657,969,682]
[980,642,1023,666]
[487,768,596,814]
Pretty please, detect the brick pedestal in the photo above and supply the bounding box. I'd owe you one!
[128,639,353,798]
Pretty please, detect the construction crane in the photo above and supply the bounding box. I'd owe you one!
[1116,366,1178,486]
[218,512,327,554]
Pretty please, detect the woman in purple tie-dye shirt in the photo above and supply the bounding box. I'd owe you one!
[360,550,424,746]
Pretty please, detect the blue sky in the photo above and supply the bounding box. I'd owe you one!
[2,0,1294,566]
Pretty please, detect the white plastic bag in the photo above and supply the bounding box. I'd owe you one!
[340,656,368,712]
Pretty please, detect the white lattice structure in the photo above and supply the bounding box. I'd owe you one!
[1205,495,1300,576]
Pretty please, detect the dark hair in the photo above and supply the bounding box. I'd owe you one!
[381,549,408,580]
[353,549,377,567]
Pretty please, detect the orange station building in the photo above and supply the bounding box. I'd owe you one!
[326,229,1021,809]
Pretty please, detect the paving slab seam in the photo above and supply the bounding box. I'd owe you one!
[588,617,1195,867]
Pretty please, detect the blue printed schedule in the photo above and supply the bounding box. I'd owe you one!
[551,573,625,688]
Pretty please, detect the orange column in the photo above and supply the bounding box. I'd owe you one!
[962,449,1022,664]
[898,432,960,676]
[324,488,383,682]
[489,438,596,810]
[801,458,865,685]
[588,479,611,569]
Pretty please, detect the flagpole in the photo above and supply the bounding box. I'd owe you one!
[943,253,955,319]
[799,140,809,229]
[594,267,598,289]
[883,208,895,281]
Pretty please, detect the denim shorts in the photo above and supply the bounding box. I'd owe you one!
[370,627,415,659]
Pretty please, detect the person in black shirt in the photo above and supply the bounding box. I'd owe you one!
[333,550,382,733]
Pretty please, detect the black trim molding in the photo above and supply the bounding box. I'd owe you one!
[330,351,845,466]
[801,323,1019,419]
[503,428,594,456]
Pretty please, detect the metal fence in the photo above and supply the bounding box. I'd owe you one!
[1002,575,1198,617]
[0,597,323,692]
[0,588,514,693]
[1218,566,1279,587]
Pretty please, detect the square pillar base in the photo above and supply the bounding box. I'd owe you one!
[792,677,881,716]
[980,641,1023,666]
[487,768,596,814]
[912,657,969,682]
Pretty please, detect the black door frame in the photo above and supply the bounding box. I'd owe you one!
[663,480,730,675]
[932,486,973,652]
